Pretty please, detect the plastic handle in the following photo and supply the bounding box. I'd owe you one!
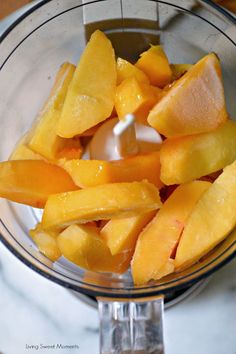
[97,296,164,354]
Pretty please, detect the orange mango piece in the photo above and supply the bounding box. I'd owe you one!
[57,30,116,137]
[101,210,156,255]
[115,77,162,123]
[148,54,227,137]
[10,136,44,161]
[160,120,236,185]
[131,181,211,285]
[29,224,61,261]
[58,224,131,273]
[170,64,193,81]
[61,152,163,189]
[175,160,236,270]
[0,160,77,208]
[28,62,76,160]
[42,181,161,230]
[136,45,172,88]
[116,57,150,85]
[56,137,82,160]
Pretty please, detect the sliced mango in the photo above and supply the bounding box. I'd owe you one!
[58,224,131,273]
[160,120,236,185]
[115,77,162,123]
[148,54,227,137]
[57,30,116,137]
[117,57,150,85]
[131,181,211,285]
[30,224,61,261]
[0,160,77,208]
[175,160,236,270]
[42,181,161,230]
[28,62,76,160]
[61,152,163,189]
[101,210,156,255]
[56,137,82,160]
[136,45,172,88]
[10,136,44,161]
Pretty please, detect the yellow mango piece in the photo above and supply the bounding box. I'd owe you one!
[62,152,163,189]
[30,224,61,261]
[136,45,172,88]
[170,64,193,81]
[101,210,156,255]
[42,181,161,230]
[175,160,236,270]
[28,62,76,160]
[115,77,162,123]
[10,136,44,161]
[57,30,116,137]
[148,54,227,137]
[56,137,82,160]
[160,120,236,185]
[117,57,150,85]
[62,159,110,187]
[131,181,211,285]
[0,160,77,208]
[58,224,131,273]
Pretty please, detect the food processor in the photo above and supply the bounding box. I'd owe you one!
[0,1,236,353]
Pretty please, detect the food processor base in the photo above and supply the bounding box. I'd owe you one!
[71,278,210,310]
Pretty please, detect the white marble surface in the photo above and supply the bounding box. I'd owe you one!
[0,241,236,354]
[0,2,236,354]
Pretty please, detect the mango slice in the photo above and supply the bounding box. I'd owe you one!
[117,57,150,85]
[58,224,131,273]
[170,64,193,81]
[115,77,162,123]
[28,62,76,160]
[57,30,116,137]
[0,160,77,208]
[61,152,163,189]
[136,45,172,88]
[131,181,211,285]
[10,136,44,161]
[101,210,156,255]
[56,137,82,160]
[148,54,227,137]
[160,120,236,185]
[30,224,61,261]
[42,181,161,229]
[175,160,236,270]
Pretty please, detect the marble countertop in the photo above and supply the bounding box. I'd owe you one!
[0,2,236,354]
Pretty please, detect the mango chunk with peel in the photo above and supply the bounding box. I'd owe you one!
[131,181,211,285]
[28,62,76,160]
[117,57,150,85]
[115,77,162,123]
[29,224,61,262]
[0,160,77,208]
[57,30,116,137]
[101,210,156,255]
[10,136,44,161]
[175,160,236,270]
[136,45,172,88]
[42,181,161,230]
[148,54,227,137]
[58,224,131,273]
[61,152,163,189]
[160,120,236,185]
